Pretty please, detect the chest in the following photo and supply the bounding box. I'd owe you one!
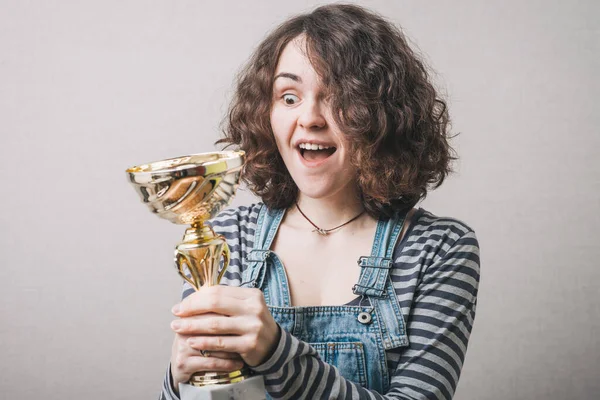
[270,225,377,306]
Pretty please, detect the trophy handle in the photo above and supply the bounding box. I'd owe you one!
[174,239,230,290]
[174,252,201,291]
[216,242,230,284]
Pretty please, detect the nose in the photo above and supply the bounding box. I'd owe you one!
[298,99,326,130]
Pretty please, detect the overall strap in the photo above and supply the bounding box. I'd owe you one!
[353,211,404,298]
[241,205,285,289]
[353,209,409,349]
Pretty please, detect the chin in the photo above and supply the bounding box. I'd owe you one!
[294,178,352,200]
[292,179,326,198]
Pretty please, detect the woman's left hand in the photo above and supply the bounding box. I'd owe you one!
[171,285,281,367]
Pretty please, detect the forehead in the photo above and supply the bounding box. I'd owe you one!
[274,36,317,79]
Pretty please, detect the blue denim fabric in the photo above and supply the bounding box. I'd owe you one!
[243,205,409,394]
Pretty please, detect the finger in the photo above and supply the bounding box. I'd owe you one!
[174,288,263,317]
[187,335,254,356]
[177,336,242,360]
[173,355,245,375]
[198,351,242,361]
[171,315,246,335]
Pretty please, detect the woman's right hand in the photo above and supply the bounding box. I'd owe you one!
[170,313,245,391]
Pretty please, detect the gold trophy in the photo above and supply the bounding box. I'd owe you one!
[126,151,265,398]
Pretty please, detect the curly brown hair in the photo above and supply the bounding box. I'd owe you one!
[217,4,455,218]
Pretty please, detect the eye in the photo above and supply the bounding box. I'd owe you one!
[282,94,300,105]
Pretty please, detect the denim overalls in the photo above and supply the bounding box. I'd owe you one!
[242,205,410,394]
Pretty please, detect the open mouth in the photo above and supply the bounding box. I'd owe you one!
[298,144,337,162]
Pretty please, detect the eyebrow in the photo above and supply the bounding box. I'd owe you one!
[274,72,302,83]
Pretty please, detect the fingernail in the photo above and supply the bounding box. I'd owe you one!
[171,304,180,315]
[171,320,181,331]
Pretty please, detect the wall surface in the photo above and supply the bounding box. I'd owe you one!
[1,1,598,399]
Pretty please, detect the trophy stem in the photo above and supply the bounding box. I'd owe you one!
[174,222,250,387]
[175,223,230,290]
[191,220,204,230]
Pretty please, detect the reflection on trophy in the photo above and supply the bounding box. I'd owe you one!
[126,151,265,398]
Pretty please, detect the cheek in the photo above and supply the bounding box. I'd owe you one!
[269,120,281,148]
[270,109,293,146]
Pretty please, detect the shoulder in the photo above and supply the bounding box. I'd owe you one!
[399,208,480,265]
[392,208,480,309]
[411,208,475,238]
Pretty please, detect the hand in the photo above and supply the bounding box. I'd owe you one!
[170,322,245,390]
[171,285,281,368]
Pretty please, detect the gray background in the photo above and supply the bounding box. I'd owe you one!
[1,1,598,399]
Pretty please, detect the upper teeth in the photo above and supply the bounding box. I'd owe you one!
[299,143,333,150]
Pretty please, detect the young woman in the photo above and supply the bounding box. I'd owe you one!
[161,4,480,399]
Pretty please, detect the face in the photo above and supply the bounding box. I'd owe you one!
[270,36,356,201]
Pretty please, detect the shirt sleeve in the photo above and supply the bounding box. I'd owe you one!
[159,364,180,400]
[251,230,480,400]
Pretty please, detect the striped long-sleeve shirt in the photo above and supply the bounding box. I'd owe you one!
[161,203,480,399]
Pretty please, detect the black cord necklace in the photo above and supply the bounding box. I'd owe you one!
[295,202,365,236]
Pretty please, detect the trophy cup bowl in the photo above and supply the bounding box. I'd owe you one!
[126,150,251,388]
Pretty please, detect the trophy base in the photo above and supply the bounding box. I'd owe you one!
[179,375,266,400]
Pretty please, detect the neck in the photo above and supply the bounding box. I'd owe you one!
[290,185,367,231]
